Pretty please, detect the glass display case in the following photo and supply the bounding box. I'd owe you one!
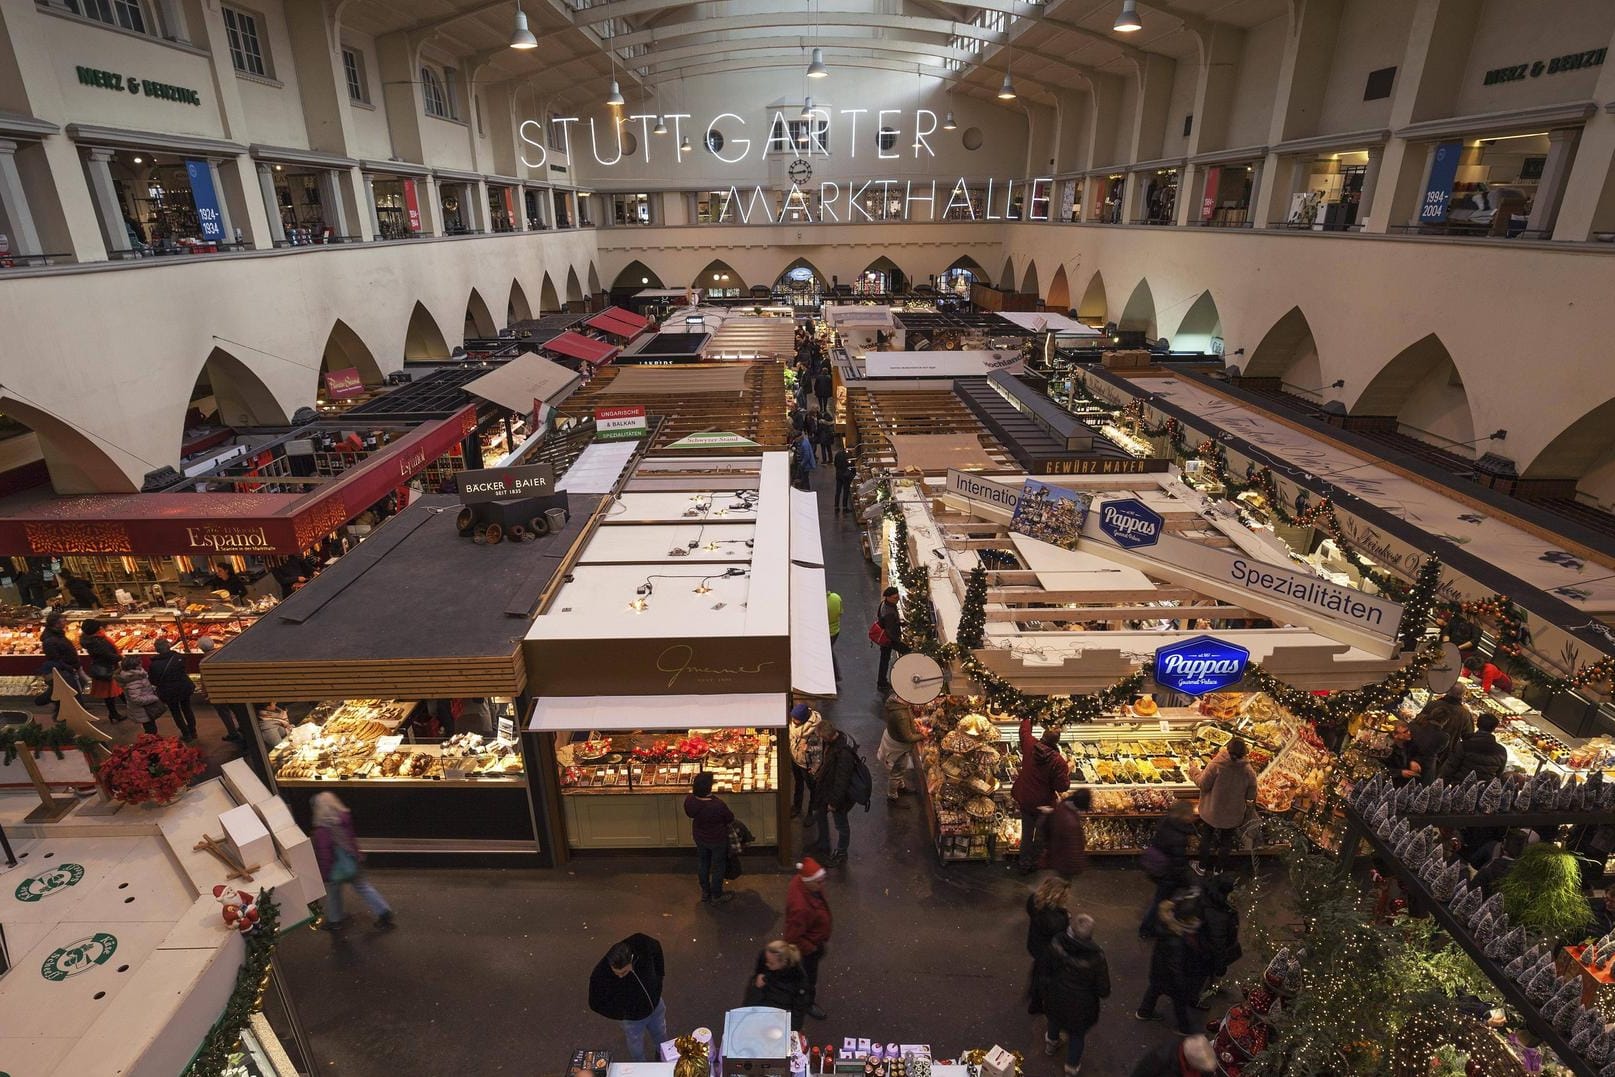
[0,604,266,676]
[268,698,525,785]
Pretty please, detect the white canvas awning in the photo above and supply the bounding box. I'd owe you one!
[527,692,786,731]
[463,352,580,414]
[791,564,837,697]
[790,488,823,567]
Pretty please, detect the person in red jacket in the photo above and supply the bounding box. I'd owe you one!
[1011,718,1071,872]
[784,857,832,1021]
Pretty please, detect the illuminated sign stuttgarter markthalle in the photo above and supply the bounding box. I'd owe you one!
[518,107,1055,223]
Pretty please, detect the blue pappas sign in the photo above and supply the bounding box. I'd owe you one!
[1154,635,1250,697]
[1419,141,1463,224]
[184,159,225,242]
[1095,497,1164,549]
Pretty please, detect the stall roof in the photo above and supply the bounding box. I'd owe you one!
[599,305,649,330]
[791,564,836,697]
[462,353,581,414]
[586,310,648,340]
[621,332,711,361]
[542,331,619,366]
[200,491,603,700]
[508,313,587,344]
[995,311,1102,335]
[634,289,689,299]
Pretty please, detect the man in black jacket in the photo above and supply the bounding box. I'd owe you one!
[813,370,833,416]
[809,723,859,866]
[1387,718,1446,785]
[148,639,201,741]
[1440,713,1509,783]
[875,586,907,691]
[588,933,666,1061]
[833,440,855,514]
[36,611,82,710]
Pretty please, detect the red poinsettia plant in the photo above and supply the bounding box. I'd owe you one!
[100,733,206,806]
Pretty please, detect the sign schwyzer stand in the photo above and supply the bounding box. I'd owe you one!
[516,108,1058,224]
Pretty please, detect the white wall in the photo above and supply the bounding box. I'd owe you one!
[338,34,393,162]
[1225,16,1286,149]
[1161,53,1200,160]
[1316,0,1413,136]
[1454,0,1615,117]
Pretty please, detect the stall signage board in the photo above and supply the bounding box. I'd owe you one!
[1009,480,1091,551]
[1419,142,1463,223]
[74,65,202,106]
[666,431,759,450]
[402,179,422,233]
[456,463,557,503]
[946,469,1021,516]
[1154,635,1249,696]
[324,367,364,400]
[1094,497,1164,549]
[183,160,225,242]
[1200,166,1221,222]
[594,405,647,441]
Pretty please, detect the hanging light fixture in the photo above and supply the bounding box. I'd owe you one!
[606,79,625,106]
[653,115,668,134]
[942,111,957,131]
[806,47,829,78]
[509,2,538,49]
[604,0,625,106]
[801,96,814,120]
[1113,0,1143,32]
[681,135,692,153]
[997,65,1017,100]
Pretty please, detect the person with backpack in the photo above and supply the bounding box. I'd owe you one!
[788,702,825,818]
[1139,801,1196,936]
[114,655,167,735]
[1034,913,1111,1076]
[815,416,835,465]
[813,369,833,417]
[808,720,867,866]
[872,586,907,692]
[148,638,201,740]
[684,773,736,905]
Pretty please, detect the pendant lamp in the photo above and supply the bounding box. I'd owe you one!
[509,3,538,49]
[606,79,625,107]
[806,47,829,78]
[1114,0,1142,32]
[997,68,1016,100]
[942,111,957,131]
[653,115,668,134]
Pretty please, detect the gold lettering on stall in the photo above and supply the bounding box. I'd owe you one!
[185,526,273,553]
[655,644,775,689]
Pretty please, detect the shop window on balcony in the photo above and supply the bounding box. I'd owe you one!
[610,192,651,226]
[1403,133,1570,241]
[60,0,149,34]
[488,186,515,232]
[421,66,455,120]
[222,6,271,78]
[342,47,369,104]
[108,152,235,255]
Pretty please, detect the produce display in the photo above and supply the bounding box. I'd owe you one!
[557,728,776,794]
[269,699,524,783]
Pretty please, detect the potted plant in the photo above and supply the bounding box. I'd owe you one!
[99,733,205,807]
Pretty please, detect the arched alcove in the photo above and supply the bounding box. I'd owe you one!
[939,256,985,295]
[587,263,602,294]
[539,273,561,314]
[775,257,827,292]
[404,301,451,361]
[0,397,138,494]
[860,255,905,293]
[1047,265,1071,311]
[998,255,1016,290]
[508,279,533,324]
[613,261,664,291]
[464,288,498,340]
[189,347,289,431]
[1353,334,1476,454]
[1526,399,1615,507]
[696,259,746,295]
[1020,260,1040,298]
[564,267,584,304]
[1077,271,1107,324]
[1173,291,1223,354]
[1118,278,1157,337]
[1240,307,1317,383]
[320,320,384,391]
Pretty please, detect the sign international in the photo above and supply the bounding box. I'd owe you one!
[1095,498,1164,550]
[1154,636,1250,697]
[323,367,364,400]
[456,463,557,504]
[595,405,648,441]
[946,469,1021,515]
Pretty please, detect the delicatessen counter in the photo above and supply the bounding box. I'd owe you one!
[915,692,1335,863]
[0,603,266,675]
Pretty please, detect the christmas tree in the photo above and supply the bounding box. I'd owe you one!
[1397,556,1442,652]
[955,565,987,651]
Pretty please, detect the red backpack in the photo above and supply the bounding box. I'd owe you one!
[868,619,892,647]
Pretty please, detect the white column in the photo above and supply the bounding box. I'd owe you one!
[363,173,382,238]
[318,169,350,237]
[84,148,131,255]
[471,179,490,232]
[1525,128,1581,237]
[513,187,529,232]
[1245,159,1264,225]
[256,164,286,245]
[0,140,42,257]
[1357,147,1385,229]
[204,159,235,244]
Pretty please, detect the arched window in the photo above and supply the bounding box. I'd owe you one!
[421,66,452,119]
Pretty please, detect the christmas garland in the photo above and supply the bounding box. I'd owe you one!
[1436,593,1526,658]
[1243,642,1445,730]
[184,889,281,1077]
[0,720,99,764]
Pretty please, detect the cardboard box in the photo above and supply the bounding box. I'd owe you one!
[220,758,272,805]
[218,803,274,870]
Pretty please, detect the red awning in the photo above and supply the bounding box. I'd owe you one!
[0,406,478,556]
[584,314,642,341]
[542,331,620,367]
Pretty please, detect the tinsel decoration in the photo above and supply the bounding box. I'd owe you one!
[1491,925,1526,964]
[182,889,281,1077]
[1431,859,1463,902]
[671,1034,711,1077]
[1436,593,1526,659]
[1504,943,1542,980]
[1396,556,1443,653]
[955,565,987,651]
[1524,963,1560,1003]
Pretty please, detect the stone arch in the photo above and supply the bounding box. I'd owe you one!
[1118,278,1157,337]
[1076,271,1107,324]
[1173,290,1223,353]
[998,255,1016,289]
[696,258,746,291]
[1020,260,1040,298]
[860,255,905,293]
[539,273,561,314]
[1524,400,1615,505]
[508,279,533,324]
[564,267,584,304]
[1047,265,1071,311]
[1240,306,1316,382]
[404,300,451,361]
[613,260,664,291]
[190,347,290,430]
[464,288,498,340]
[320,319,384,390]
[1352,334,1476,453]
[587,262,602,295]
[775,256,827,290]
[0,396,138,494]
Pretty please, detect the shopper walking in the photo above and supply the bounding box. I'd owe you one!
[1196,738,1256,875]
[1418,682,1474,760]
[878,695,924,801]
[833,439,855,514]
[784,857,832,1021]
[813,369,833,416]
[1035,914,1110,1076]
[310,791,395,931]
[815,417,835,465]
[684,773,736,904]
[1011,718,1071,872]
[808,721,859,865]
[59,568,99,608]
[826,590,842,681]
[1135,894,1205,1034]
[794,430,817,491]
[79,619,125,722]
[588,933,667,1062]
[147,639,200,740]
[873,586,907,692]
[1139,801,1196,936]
[1044,789,1091,879]
[1127,1035,1218,1077]
[1196,874,1242,1006]
[1025,877,1070,1015]
[744,940,811,1030]
[1439,712,1509,783]
[36,611,83,713]
[788,702,825,818]
[114,655,167,735]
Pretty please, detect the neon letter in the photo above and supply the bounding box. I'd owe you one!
[766,110,794,154]
[588,117,624,166]
[847,180,873,221]
[783,183,814,222]
[807,109,831,156]
[984,178,1001,220]
[518,119,548,169]
[553,117,579,159]
[819,181,841,222]
[944,178,975,220]
[628,114,656,162]
[913,109,938,158]
[668,114,691,161]
[877,109,901,160]
[709,113,749,164]
[905,179,937,221]
[840,108,867,158]
[1029,177,1053,221]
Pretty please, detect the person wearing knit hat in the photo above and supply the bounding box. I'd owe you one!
[788,702,825,818]
[1126,1033,1217,1076]
[784,857,832,1021]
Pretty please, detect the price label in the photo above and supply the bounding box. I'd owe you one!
[375,735,403,753]
[1159,719,1171,733]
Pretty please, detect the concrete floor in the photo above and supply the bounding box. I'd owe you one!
[267,468,1269,1074]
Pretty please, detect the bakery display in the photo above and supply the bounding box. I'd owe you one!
[557,728,777,794]
[268,698,525,784]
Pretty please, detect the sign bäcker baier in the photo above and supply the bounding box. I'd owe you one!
[456,464,557,504]
[595,405,647,441]
[1154,635,1250,697]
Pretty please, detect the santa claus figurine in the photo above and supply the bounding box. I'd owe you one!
[212,884,262,934]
